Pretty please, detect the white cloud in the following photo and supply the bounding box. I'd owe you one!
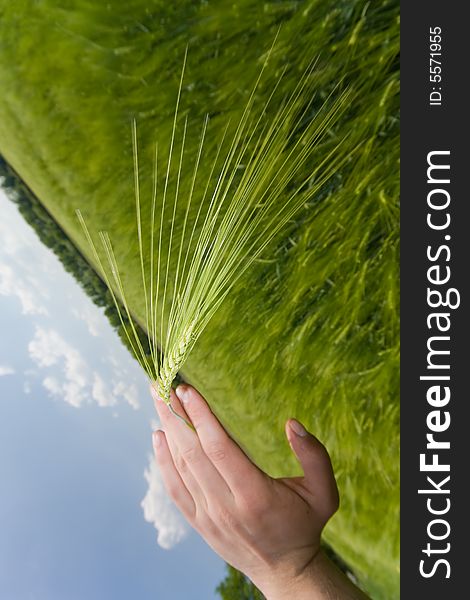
[0,263,49,316]
[92,373,117,408]
[141,454,189,549]
[0,195,52,315]
[113,380,140,410]
[28,327,143,410]
[43,376,62,396]
[71,305,103,337]
[29,327,89,407]
[0,365,15,376]
[0,192,144,412]
[0,192,37,253]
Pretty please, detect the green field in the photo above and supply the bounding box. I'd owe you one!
[0,1,399,597]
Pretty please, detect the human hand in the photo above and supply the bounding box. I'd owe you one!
[151,384,368,600]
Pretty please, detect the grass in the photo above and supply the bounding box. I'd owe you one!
[0,1,399,597]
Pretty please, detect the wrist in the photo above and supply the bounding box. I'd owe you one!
[251,549,370,600]
[250,549,323,600]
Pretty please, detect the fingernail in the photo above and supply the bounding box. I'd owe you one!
[176,385,189,404]
[289,419,308,437]
[153,430,161,448]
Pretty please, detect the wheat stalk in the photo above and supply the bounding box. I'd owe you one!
[77,44,353,426]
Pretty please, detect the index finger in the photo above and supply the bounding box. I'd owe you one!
[174,384,266,495]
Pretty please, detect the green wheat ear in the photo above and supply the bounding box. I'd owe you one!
[77,45,353,427]
[156,321,196,402]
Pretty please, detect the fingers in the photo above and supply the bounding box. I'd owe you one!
[152,430,196,520]
[285,419,339,520]
[152,386,230,503]
[152,388,207,506]
[174,385,267,495]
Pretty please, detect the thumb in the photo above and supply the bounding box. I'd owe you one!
[285,419,340,520]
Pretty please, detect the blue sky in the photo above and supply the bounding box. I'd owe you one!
[0,189,226,599]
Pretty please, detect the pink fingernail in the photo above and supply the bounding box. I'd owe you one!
[153,430,161,448]
[289,419,308,437]
[176,385,189,404]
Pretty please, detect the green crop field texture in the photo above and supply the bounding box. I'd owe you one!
[0,1,399,597]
